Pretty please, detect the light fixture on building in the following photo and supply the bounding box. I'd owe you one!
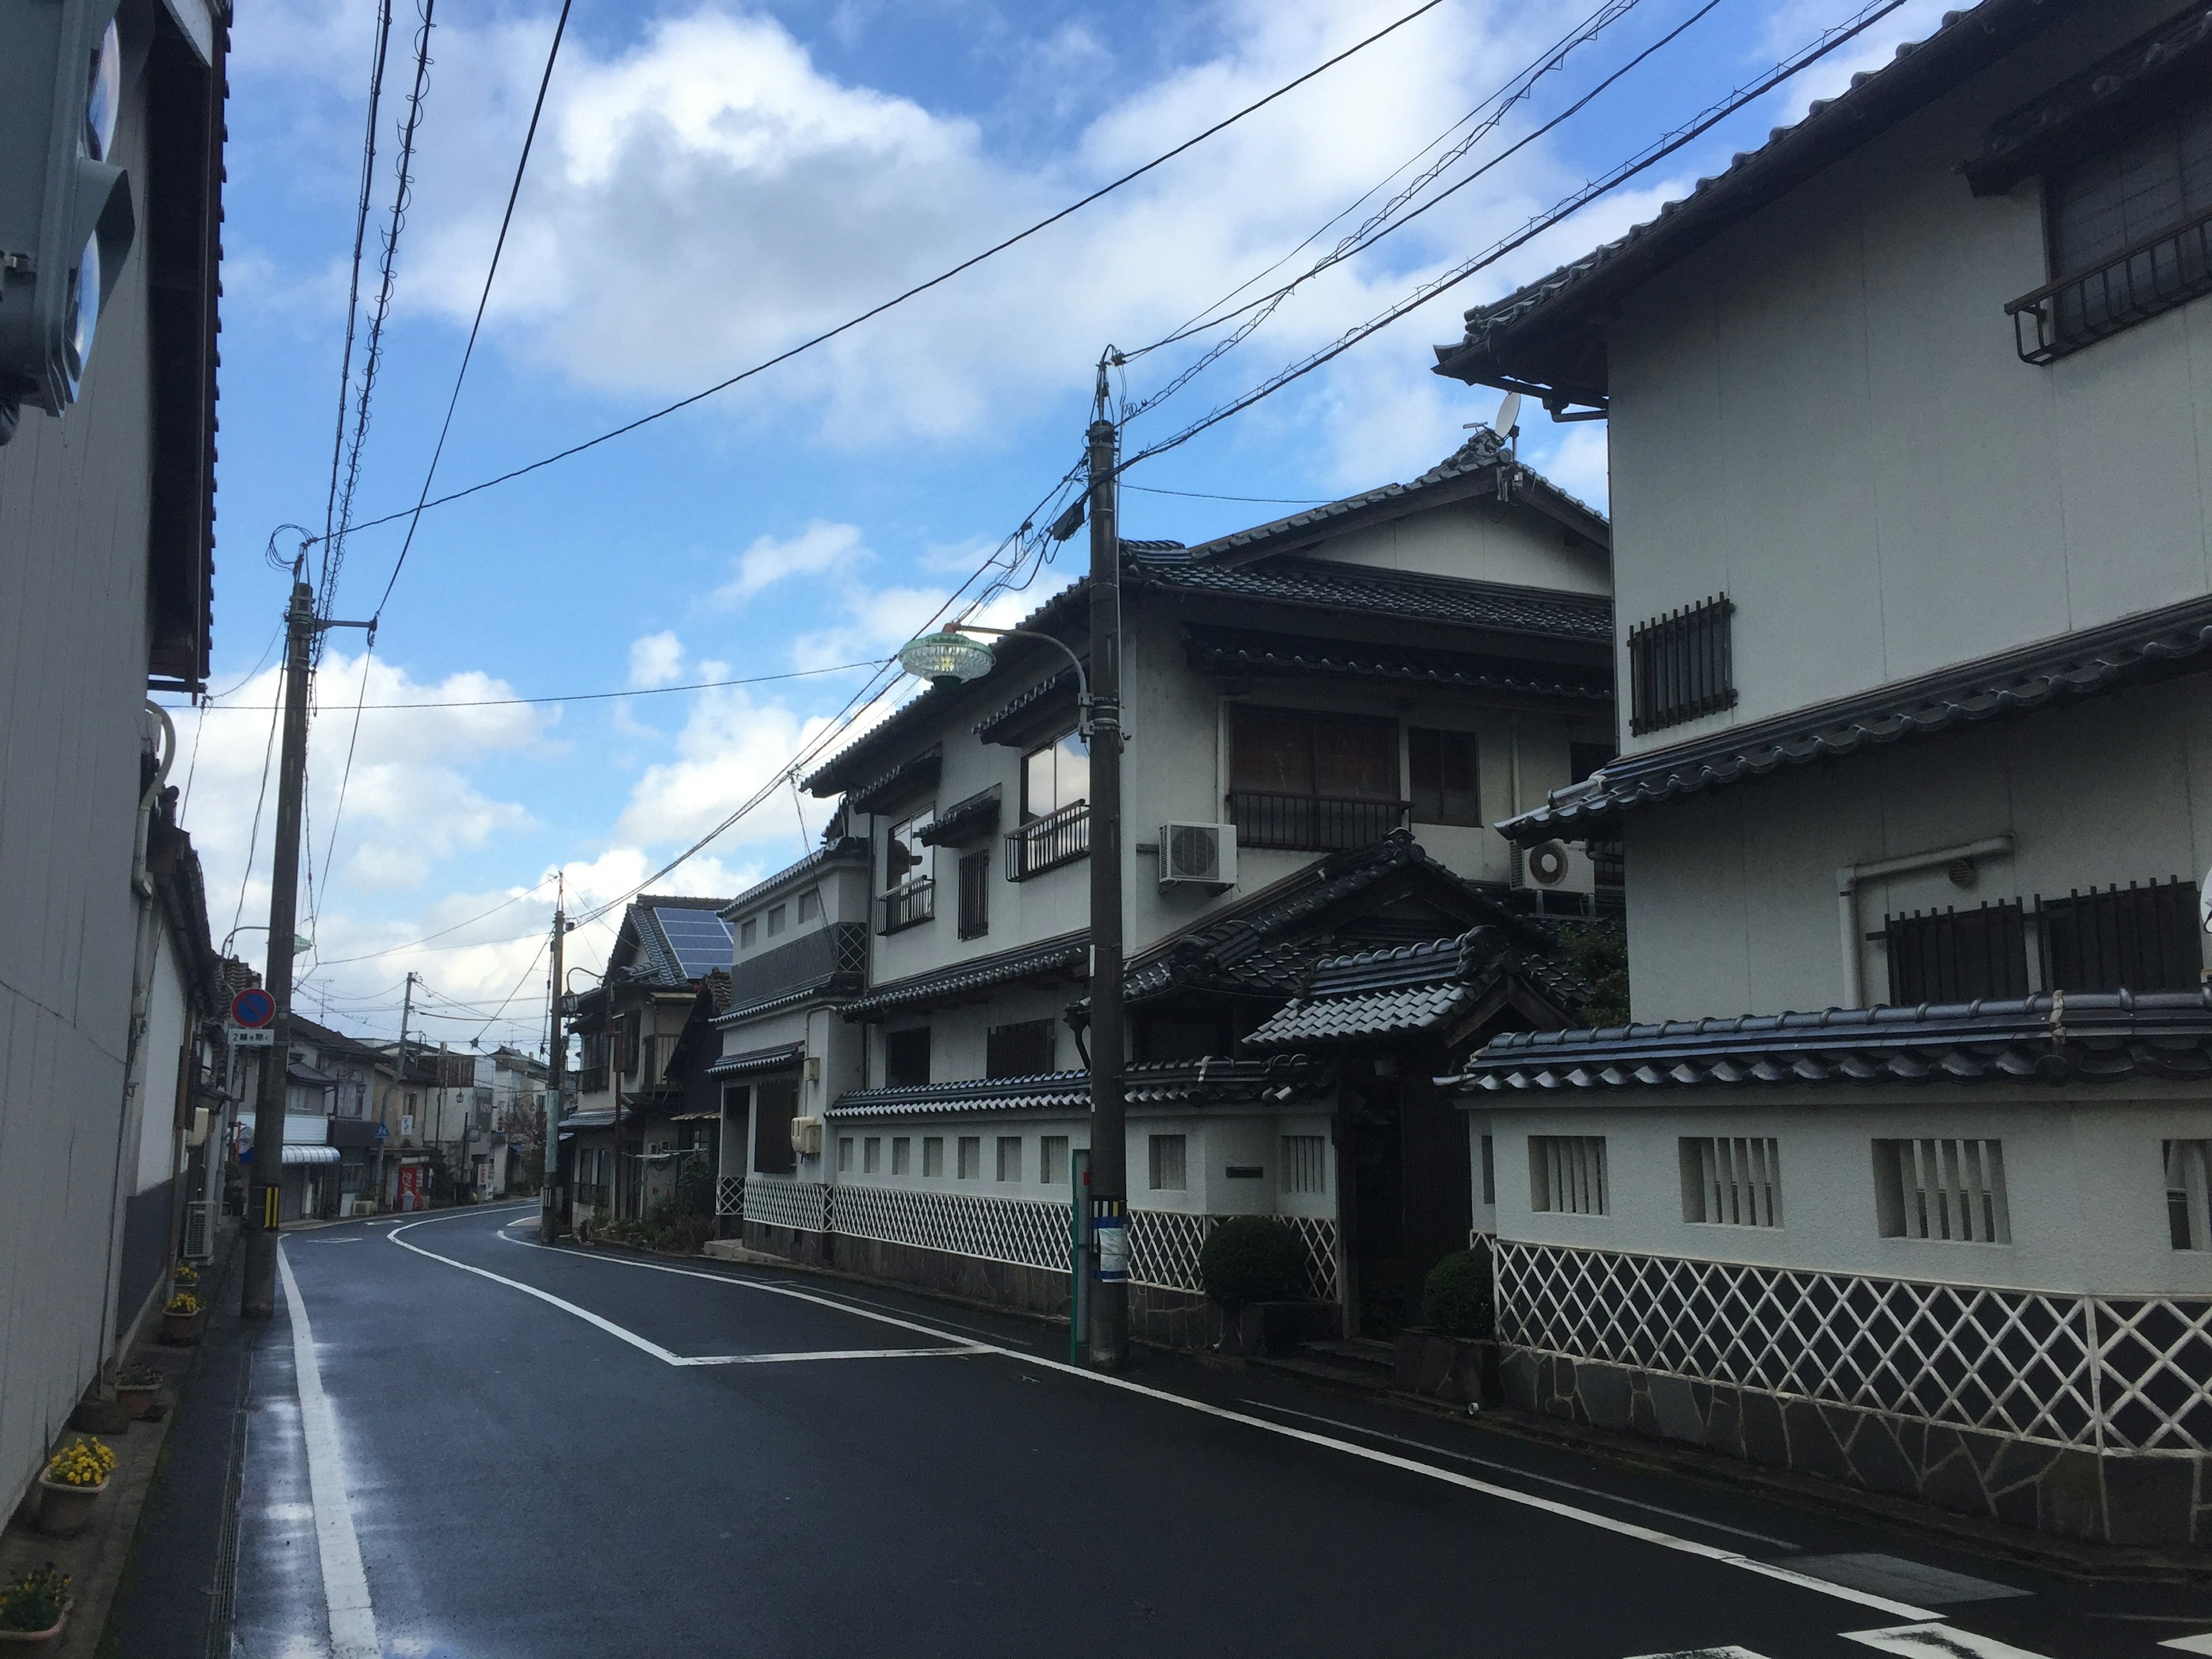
[898,630,997,688]
[0,1,137,439]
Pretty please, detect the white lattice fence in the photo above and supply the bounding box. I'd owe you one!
[716,1176,744,1218]
[744,1177,831,1233]
[1126,1211,1339,1300]
[835,1186,1072,1272]
[1495,1239,2212,1453]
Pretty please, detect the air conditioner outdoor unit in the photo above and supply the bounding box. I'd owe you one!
[1158,822,1237,891]
[790,1115,823,1158]
[1527,840,1571,888]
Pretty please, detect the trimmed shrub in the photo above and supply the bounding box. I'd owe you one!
[1421,1241,1495,1339]
[1199,1217,1305,1306]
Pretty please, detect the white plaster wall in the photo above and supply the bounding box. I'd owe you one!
[1605,0,2210,757]
[1301,494,1609,596]
[1625,673,2212,1020]
[1480,1092,2212,1297]
[132,927,188,1192]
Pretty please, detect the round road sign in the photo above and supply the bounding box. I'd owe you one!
[230,987,276,1029]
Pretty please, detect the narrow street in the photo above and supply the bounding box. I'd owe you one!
[198,1205,2198,1659]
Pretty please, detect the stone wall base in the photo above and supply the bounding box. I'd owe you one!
[1499,1345,2209,1548]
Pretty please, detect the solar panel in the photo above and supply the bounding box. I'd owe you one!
[653,907,734,978]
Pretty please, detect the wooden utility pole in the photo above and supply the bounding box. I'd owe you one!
[242,570,370,1317]
[540,880,565,1244]
[373,971,415,1210]
[1085,370,1129,1368]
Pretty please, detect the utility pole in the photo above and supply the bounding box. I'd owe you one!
[541,879,565,1243]
[374,971,415,1211]
[1085,364,1129,1368]
[242,568,371,1318]
[611,1017,624,1223]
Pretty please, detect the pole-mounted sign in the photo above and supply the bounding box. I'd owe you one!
[228,986,276,1047]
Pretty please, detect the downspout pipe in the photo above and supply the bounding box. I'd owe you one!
[1836,833,2016,1008]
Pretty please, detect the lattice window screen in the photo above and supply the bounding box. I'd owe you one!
[2167,1139,2211,1251]
[1873,1138,2010,1244]
[1531,1136,1608,1215]
[1680,1137,1782,1227]
[1282,1135,1327,1195]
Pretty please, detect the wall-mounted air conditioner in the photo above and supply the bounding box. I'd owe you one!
[1158,823,1237,891]
[790,1115,823,1157]
[1526,840,1571,888]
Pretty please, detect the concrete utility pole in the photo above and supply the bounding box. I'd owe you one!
[373,971,415,1211]
[540,881,565,1244]
[242,570,370,1318]
[1085,368,1130,1368]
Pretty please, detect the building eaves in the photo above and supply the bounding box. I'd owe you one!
[1499,589,2212,846]
[974,666,1082,747]
[1127,554,1612,644]
[1184,626,1612,703]
[720,839,870,919]
[1460,988,2212,1093]
[919,786,1002,847]
[847,749,943,817]
[705,1040,806,1080]
[840,930,1090,1021]
[825,1055,1328,1119]
[1245,983,1473,1049]
[1432,0,2080,408]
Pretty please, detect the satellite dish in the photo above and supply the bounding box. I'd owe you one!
[1493,391,1522,434]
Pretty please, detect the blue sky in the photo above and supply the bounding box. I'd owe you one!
[165,0,1953,1050]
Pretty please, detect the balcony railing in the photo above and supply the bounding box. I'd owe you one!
[578,1067,608,1095]
[2008,206,2212,365]
[1227,790,1408,851]
[877,878,935,935]
[1005,800,1090,880]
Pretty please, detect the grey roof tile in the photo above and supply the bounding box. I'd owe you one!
[1130,555,1611,642]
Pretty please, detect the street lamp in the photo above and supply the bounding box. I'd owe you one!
[897,624,1095,738]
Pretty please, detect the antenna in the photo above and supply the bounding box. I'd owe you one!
[1493,390,1522,435]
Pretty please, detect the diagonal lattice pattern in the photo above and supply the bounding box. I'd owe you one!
[716,1176,744,1218]
[1495,1239,2211,1452]
[836,1185,1074,1273]
[1128,1211,1341,1300]
[742,1177,831,1234]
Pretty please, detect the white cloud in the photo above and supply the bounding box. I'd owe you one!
[611,684,836,853]
[712,520,869,607]
[628,630,685,688]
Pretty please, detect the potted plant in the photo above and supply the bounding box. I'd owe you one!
[115,1365,162,1420]
[1394,1241,1498,1407]
[1199,1217,1306,1356]
[0,1566,71,1646]
[159,1290,201,1346]
[170,1262,199,1296]
[35,1438,114,1537]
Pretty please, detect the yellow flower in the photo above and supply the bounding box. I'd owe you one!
[44,1437,112,1487]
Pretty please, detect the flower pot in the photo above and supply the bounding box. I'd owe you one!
[35,1477,104,1537]
[159,1310,201,1346]
[115,1384,160,1421]
[0,1603,70,1646]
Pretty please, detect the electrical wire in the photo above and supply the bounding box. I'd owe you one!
[307,0,1450,547]
[1119,0,1911,474]
[308,874,556,965]
[1122,483,1330,506]
[169,658,877,713]
[228,669,286,940]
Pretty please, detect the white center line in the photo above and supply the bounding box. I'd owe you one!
[677,1347,979,1366]
[1238,1398,1800,1551]
[387,1213,1938,1625]
[1843,1622,2058,1658]
[276,1243,379,1659]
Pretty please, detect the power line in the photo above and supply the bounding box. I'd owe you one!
[307,0,1450,546]
[1122,483,1330,506]
[167,658,877,713]
[308,874,556,965]
[1120,0,1911,473]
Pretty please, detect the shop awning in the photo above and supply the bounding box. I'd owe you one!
[282,1144,341,1165]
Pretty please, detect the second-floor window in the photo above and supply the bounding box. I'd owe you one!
[882,810,934,931]
[767,904,787,937]
[1628,595,1736,736]
[885,1025,930,1088]
[739,916,756,948]
[1010,731,1090,879]
[1408,726,1480,826]
[957,849,990,938]
[797,889,821,923]
[1229,706,1403,850]
[986,1019,1055,1079]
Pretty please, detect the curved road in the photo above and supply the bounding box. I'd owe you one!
[224,1205,2206,1658]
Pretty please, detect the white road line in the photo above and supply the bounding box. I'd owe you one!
[2161,1635,2212,1656]
[393,1216,1939,1625]
[1623,1647,1775,1658]
[1239,1399,1800,1551]
[1843,1623,2057,1658]
[275,1244,379,1659]
[676,1347,980,1366]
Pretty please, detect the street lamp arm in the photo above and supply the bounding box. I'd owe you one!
[945,625,1089,701]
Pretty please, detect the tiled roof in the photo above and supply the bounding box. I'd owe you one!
[1184,626,1610,703]
[624,894,735,989]
[1499,591,2212,845]
[919,786,1001,847]
[705,1040,805,1079]
[974,666,1082,746]
[846,749,942,817]
[841,930,1089,1021]
[1128,554,1612,642]
[1461,989,2212,1093]
[825,1055,1327,1119]
[1244,927,1587,1049]
[1247,982,1473,1048]
[1433,0,2077,406]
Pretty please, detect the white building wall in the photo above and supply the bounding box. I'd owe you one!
[1604,0,2210,759]
[1481,1093,2212,1298]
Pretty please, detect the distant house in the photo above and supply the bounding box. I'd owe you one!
[565,897,733,1228]
[710,435,1613,1335]
[1436,0,2212,1548]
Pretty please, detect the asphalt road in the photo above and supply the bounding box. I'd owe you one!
[226,1203,2212,1659]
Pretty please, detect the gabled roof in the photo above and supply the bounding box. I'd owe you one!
[1433,0,2082,409]
[840,929,1090,1022]
[1461,988,2212,1093]
[614,895,734,990]
[1127,553,1611,643]
[1184,626,1612,703]
[1499,588,2212,846]
[825,1055,1327,1119]
[721,838,870,918]
[1243,926,1586,1050]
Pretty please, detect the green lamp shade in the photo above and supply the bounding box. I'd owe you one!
[898,631,995,687]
